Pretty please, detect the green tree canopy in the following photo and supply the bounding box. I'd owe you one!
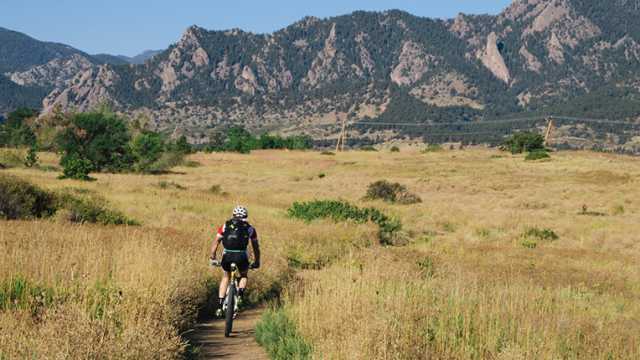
[56,111,133,172]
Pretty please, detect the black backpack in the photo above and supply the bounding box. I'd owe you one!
[222,219,251,251]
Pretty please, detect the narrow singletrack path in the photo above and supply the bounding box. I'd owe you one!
[188,307,268,359]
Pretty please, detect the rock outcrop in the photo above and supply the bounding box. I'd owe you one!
[479,33,510,84]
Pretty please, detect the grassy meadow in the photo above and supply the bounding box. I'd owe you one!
[1,147,639,359]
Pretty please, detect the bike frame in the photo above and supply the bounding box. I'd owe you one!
[222,263,241,316]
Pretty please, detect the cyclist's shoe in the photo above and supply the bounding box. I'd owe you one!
[215,308,223,318]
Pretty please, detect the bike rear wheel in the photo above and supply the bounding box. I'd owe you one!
[224,283,236,337]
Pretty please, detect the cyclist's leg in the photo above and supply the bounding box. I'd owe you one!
[238,270,248,299]
[219,271,231,298]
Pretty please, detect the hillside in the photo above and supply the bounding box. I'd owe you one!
[34,0,640,149]
[0,28,148,113]
[2,0,640,149]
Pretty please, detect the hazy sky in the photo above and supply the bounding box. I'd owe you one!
[1,0,512,56]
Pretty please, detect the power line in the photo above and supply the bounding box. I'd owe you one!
[349,116,546,128]
[348,115,637,128]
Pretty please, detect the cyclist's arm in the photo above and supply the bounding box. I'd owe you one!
[250,236,261,264]
[210,228,223,259]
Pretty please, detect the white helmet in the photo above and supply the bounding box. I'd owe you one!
[232,205,248,219]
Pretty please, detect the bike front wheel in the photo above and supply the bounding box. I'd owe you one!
[224,283,236,337]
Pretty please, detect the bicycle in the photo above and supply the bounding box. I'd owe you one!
[210,260,246,337]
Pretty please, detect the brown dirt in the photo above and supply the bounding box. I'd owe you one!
[187,307,268,359]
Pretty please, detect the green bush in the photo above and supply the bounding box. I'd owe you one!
[288,200,402,245]
[365,180,422,205]
[59,154,94,181]
[0,175,137,225]
[55,191,138,225]
[421,144,443,153]
[23,145,38,168]
[208,184,224,195]
[525,150,551,161]
[390,146,400,152]
[521,227,559,241]
[360,145,378,151]
[256,308,312,359]
[0,175,57,219]
[502,132,545,154]
[320,151,335,156]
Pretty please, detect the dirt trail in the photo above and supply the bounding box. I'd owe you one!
[188,307,268,359]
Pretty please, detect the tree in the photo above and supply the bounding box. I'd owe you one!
[502,132,545,154]
[0,108,37,147]
[224,126,257,153]
[24,145,38,168]
[131,131,165,172]
[173,135,193,154]
[56,111,134,173]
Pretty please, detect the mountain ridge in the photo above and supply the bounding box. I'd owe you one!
[3,1,640,151]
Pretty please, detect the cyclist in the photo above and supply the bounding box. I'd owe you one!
[210,205,261,317]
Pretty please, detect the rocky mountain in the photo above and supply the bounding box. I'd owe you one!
[0,28,156,112]
[5,0,640,150]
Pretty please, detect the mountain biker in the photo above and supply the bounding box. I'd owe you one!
[209,205,261,317]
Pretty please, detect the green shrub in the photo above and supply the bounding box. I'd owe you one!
[23,145,38,168]
[208,184,227,195]
[256,308,312,359]
[0,175,57,219]
[360,145,378,152]
[521,227,559,241]
[59,154,94,181]
[288,200,402,245]
[0,174,137,225]
[365,180,422,205]
[390,146,400,152]
[421,144,443,153]
[320,151,335,156]
[521,239,538,249]
[502,132,545,154]
[525,150,551,161]
[55,191,138,225]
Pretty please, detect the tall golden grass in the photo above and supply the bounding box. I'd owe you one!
[1,147,639,359]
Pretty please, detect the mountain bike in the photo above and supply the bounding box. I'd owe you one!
[211,261,245,337]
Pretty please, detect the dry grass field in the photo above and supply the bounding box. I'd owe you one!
[1,147,639,359]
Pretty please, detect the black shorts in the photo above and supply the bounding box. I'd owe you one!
[221,252,250,273]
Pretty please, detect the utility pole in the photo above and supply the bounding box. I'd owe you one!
[335,113,347,152]
[544,117,555,147]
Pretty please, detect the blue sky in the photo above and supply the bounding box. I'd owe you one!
[1,0,512,56]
